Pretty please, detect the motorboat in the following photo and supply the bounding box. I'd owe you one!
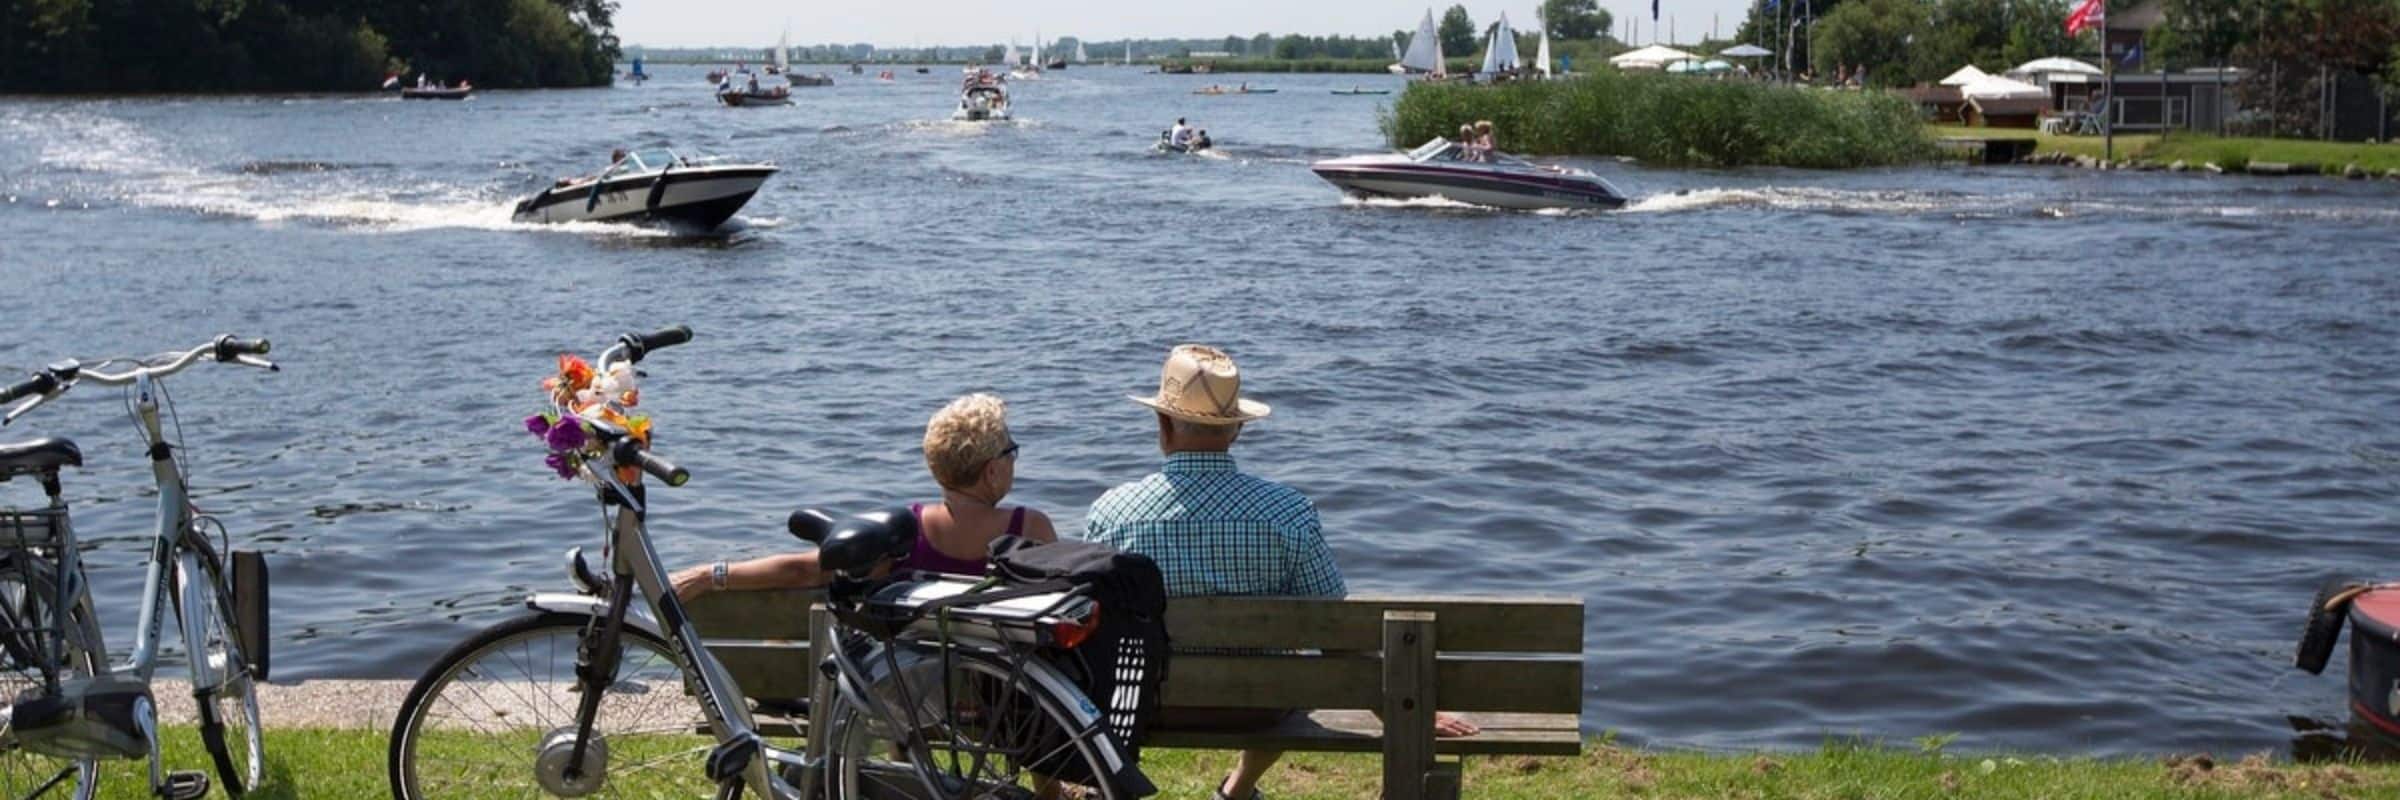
[717,74,792,106]
[953,71,1011,121]
[1154,130,1214,154]
[396,77,472,100]
[512,149,776,230]
[1310,137,1627,211]
[1331,87,1392,95]
[788,73,835,87]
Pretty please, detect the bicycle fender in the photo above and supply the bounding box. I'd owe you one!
[524,592,666,640]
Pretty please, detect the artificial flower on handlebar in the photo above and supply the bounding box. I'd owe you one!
[526,353,652,483]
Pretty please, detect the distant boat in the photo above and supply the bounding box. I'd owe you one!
[787,73,835,87]
[1399,10,1445,78]
[1480,12,1520,76]
[773,28,790,76]
[627,54,648,84]
[1332,87,1391,95]
[399,78,472,100]
[1076,41,1089,64]
[1536,26,1553,78]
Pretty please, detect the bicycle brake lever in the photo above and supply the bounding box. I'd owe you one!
[2,393,56,427]
[231,355,279,372]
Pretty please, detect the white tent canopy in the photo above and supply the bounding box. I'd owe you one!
[2007,57,2101,81]
[1718,44,1773,58]
[1610,44,1700,70]
[1938,64,1990,86]
[1958,75,2047,100]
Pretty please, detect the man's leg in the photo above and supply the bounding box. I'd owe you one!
[1218,749,1284,799]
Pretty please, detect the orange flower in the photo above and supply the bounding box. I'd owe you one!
[543,354,596,406]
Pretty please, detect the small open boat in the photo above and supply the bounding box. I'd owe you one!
[400,85,473,100]
[514,148,775,231]
[1331,87,1392,95]
[718,89,792,107]
[788,74,835,87]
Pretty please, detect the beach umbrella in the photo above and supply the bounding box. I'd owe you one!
[1701,60,1734,73]
[1664,59,1701,74]
[2008,57,2101,77]
[1718,44,1773,58]
[1610,44,1701,70]
[1939,64,1991,87]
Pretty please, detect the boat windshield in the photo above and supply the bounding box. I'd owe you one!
[624,149,682,172]
[1408,138,1461,162]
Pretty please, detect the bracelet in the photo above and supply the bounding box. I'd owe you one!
[710,561,730,591]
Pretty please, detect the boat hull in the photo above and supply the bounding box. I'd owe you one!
[1311,162,1625,210]
[2350,590,2400,744]
[512,166,776,230]
[400,89,472,100]
[718,92,792,107]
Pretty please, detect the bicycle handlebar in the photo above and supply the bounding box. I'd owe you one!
[613,438,690,487]
[619,326,693,365]
[0,371,58,406]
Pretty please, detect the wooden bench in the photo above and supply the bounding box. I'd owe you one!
[687,590,1586,800]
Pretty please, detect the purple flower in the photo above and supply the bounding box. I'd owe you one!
[545,452,576,479]
[525,414,552,437]
[545,415,588,452]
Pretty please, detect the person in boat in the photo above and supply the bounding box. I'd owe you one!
[556,149,629,188]
[1474,120,1498,157]
[1168,118,1193,149]
[745,73,761,94]
[670,392,1056,600]
[1456,124,1483,161]
[1192,129,1212,151]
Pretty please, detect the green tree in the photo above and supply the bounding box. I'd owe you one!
[1540,0,1611,40]
[1439,4,1478,57]
[2002,0,2078,66]
[1809,0,1922,85]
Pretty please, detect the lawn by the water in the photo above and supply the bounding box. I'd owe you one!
[1931,125,2400,172]
[71,727,2400,798]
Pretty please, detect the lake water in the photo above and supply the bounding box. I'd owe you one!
[3,65,2398,757]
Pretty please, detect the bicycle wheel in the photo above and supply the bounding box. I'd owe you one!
[0,553,101,800]
[388,611,719,799]
[821,650,1126,800]
[176,544,263,796]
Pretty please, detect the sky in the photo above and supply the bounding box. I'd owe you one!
[615,1,1763,49]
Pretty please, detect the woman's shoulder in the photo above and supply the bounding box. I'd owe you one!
[1016,506,1060,542]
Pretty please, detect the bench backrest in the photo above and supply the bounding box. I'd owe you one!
[686,589,1584,717]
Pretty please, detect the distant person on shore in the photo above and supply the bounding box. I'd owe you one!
[669,393,1054,602]
[1084,345,1479,800]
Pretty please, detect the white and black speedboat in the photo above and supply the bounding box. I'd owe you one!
[1310,137,1627,211]
[1154,130,1213,154]
[512,149,776,230]
[953,72,1011,121]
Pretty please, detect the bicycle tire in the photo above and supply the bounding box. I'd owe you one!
[0,552,102,800]
[819,649,1129,800]
[176,541,264,796]
[387,610,719,799]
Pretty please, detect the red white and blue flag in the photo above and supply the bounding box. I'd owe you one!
[2065,0,2104,36]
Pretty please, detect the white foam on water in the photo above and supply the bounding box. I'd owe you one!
[1340,194,1487,211]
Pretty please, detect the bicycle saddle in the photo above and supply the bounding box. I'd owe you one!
[809,507,918,576]
[0,438,81,478]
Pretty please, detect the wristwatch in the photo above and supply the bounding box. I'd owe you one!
[711,561,730,591]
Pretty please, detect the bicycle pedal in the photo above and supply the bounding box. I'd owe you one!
[158,770,210,800]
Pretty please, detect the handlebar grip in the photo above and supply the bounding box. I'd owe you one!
[613,439,689,487]
[214,335,271,361]
[0,373,52,405]
[621,326,693,363]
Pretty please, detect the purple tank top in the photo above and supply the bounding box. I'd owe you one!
[900,503,1025,576]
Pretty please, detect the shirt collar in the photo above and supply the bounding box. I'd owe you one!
[1163,451,1237,474]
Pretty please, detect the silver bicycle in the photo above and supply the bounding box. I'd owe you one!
[386,327,1150,799]
[0,335,277,799]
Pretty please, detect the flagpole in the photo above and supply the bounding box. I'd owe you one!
[2102,0,2114,162]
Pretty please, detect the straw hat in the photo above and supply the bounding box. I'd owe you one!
[1129,344,1271,424]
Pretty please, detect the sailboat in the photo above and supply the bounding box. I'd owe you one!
[1399,10,1445,79]
[1388,38,1405,74]
[1536,25,1553,78]
[1481,12,1520,76]
[1075,40,1088,65]
[769,28,788,75]
[1124,41,1134,66]
[1016,34,1045,79]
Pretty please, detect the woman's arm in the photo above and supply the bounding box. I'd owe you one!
[671,551,827,602]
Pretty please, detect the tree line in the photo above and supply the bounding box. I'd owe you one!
[0,0,622,92]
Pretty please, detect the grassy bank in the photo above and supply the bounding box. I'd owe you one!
[85,728,2400,798]
[1931,126,2400,173]
[1387,74,1936,168]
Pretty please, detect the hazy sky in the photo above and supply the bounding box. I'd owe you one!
[616,1,1763,49]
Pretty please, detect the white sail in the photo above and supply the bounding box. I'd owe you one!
[1125,42,1133,64]
[1536,24,1552,77]
[1032,32,1042,67]
[1393,39,1403,62]
[1400,9,1442,73]
[775,28,790,73]
[1482,12,1519,75]
[1077,41,1088,63]
[1004,42,1018,66]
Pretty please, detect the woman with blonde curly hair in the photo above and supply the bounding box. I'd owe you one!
[671,393,1055,601]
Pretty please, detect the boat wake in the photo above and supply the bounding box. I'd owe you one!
[4,107,669,237]
[1624,185,2400,223]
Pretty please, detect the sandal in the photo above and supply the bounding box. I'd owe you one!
[1214,789,1264,800]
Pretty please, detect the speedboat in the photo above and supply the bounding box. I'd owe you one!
[1310,137,1627,211]
[1155,130,1213,154]
[512,149,776,230]
[953,72,1011,121]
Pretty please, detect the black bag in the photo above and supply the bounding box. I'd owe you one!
[986,535,1169,795]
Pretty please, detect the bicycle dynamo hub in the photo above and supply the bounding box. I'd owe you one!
[532,727,608,797]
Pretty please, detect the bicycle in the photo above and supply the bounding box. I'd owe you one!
[387,327,1151,799]
[0,335,278,799]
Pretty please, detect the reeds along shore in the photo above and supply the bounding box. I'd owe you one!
[1384,72,1937,169]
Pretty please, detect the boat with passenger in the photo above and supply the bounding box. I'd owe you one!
[1310,137,1627,210]
[512,148,777,230]
[953,70,1012,121]
[716,72,792,106]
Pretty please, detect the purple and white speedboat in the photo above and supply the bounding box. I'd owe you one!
[1311,137,1627,211]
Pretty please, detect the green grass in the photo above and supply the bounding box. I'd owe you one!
[1386,73,1937,168]
[1930,125,2400,173]
[57,728,2400,798]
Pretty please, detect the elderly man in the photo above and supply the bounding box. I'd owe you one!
[1085,344,1474,800]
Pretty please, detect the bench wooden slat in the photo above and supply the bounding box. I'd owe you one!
[1162,654,1580,713]
[688,590,821,640]
[1165,595,1583,652]
[709,640,812,699]
[1149,711,1581,756]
